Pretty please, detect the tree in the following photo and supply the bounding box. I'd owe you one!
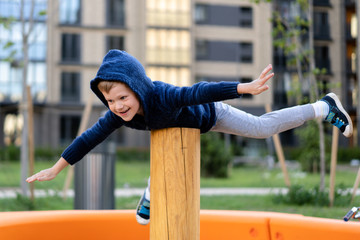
[256,0,329,191]
[1,0,46,196]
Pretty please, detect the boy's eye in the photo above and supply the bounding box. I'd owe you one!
[107,99,113,104]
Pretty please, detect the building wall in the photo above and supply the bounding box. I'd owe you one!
[0,0,357,149]
[193,0,272,107]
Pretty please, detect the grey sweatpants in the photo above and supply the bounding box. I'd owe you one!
[144,102,315,201]
[210,102,315,138]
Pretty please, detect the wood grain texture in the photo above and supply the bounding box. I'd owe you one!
[150,128,200,240]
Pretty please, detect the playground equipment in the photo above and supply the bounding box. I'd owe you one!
[1,210,360,240]
[344,206,360,222]
[1,128,360,239]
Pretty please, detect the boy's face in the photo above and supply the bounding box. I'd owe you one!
[101,82,143,121]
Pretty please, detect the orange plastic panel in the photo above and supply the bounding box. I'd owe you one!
[1,210,359,240]
[0,210,149,240]
[269,214,360,240]
[200,210,271,240]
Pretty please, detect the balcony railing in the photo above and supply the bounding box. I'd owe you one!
[313,0,331,7]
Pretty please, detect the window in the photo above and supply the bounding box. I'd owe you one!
[239,7,252,28]
[107,0,125,26]
[194,4,208,23]
[313,12,330,40]
[29,23,47,61]
[147,67,190,86]
[147,0,190,27]
[0,0,47,21]
[195,40,208,60]
[239,42,253,63]
[0,22,46,61]
[106,36,124,52]
[146,29,190,65]
[61,34,81,63]
[195,4,252,28]
[60,115,80,145]
[59,0,81,24]
[350,13,357,38]
[61,72,80,102]
[28,62,46,102]
[315,46,331,73]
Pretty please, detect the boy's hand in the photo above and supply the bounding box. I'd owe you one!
[237,64,274,95]
[26,157,69,183]
[26,168,58,183]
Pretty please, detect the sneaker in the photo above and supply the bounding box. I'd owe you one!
[136,192,150,225]
[320,93,353,137]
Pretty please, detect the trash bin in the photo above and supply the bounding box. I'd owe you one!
[74,139,116,209]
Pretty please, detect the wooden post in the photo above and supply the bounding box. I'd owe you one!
[351,167,360,203]
[329,126,339,207]
[150,128,200,240]
[27,86,35,200]
[265,104,291,187]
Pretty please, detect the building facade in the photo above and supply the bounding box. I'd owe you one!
[0,0,357,151]
[272,0,358,146]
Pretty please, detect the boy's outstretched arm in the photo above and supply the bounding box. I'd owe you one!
[26,157,69,183]
[237,64,274,95]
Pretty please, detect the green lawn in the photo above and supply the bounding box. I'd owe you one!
[1,160,356,190]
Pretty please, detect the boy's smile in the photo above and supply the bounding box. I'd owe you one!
[101,82,143,121]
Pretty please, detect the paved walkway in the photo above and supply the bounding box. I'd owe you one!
[1,187,359,199]
[0,187,289,199]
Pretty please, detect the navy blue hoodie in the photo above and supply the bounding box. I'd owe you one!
[62,50,241,165]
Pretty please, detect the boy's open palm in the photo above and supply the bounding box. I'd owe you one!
[26,157,69,183]
[237,64,274,95]
[26,168,57,183]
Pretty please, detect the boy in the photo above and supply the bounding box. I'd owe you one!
[27,50,353,225]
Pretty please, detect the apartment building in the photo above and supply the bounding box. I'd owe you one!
[272,0,358,146]
[0,0,357,150]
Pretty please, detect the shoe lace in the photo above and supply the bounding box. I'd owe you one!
[333,117,345,128]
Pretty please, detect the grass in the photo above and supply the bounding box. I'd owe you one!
[0,159,359,220]
[1,160,357,189]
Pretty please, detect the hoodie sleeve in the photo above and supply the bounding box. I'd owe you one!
[61,110,123,165]
[160,81,241,108]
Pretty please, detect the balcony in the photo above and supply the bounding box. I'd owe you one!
[346,58,357,75]
[345,0,356,7]
[346,25,356,41]
[313,0,331,7]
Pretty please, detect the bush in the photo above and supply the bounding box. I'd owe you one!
[273,184,351,207]
[116,148,150,162]
[0,145,20,162]
[294,120,331,173]
[201,132,233,178]
[0,146,64,162]
[338,147,360,163]
[35,147,64,161]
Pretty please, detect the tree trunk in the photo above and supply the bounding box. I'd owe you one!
[308,0,326,192]
[19,0,35,196]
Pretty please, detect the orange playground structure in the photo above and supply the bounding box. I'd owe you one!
[0,210,359,240]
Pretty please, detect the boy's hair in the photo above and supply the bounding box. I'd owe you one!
[97,81,118,93]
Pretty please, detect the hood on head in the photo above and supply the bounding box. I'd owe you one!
[90,50,154,113]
